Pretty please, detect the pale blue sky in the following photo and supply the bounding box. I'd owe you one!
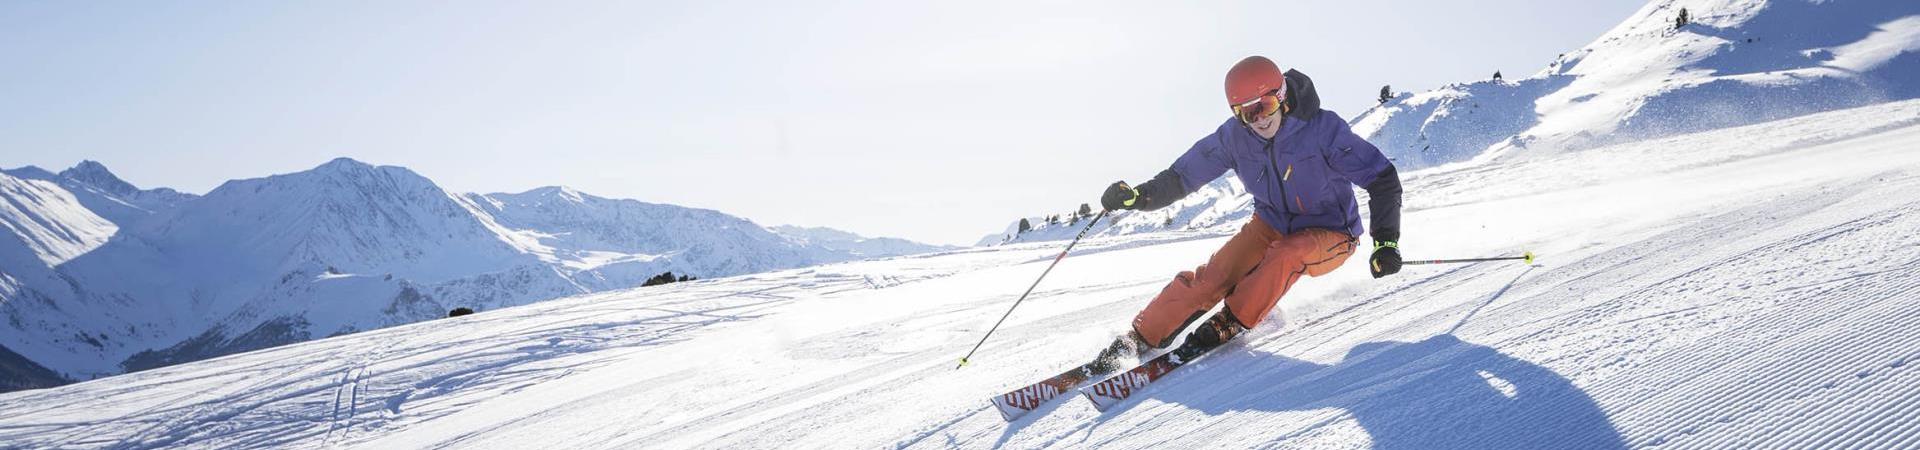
[1,1,1647,246]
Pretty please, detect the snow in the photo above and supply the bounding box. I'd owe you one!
[1824,15,1920,72]
[5,98,1920,448]
[0,171,115,267]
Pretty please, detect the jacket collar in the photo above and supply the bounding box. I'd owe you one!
[1238,114,1308,146]
[1276,114,1307,144]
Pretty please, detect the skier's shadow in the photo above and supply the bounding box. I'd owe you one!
[1156,334,1625,449]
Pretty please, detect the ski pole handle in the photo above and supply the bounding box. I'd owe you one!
[1402,251,1535,266]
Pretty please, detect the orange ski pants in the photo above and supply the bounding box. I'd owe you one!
[1131,216,1356,348]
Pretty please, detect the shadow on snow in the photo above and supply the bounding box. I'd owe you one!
[1151,334,1624,449]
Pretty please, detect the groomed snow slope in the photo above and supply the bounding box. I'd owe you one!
[5,99,1920,448]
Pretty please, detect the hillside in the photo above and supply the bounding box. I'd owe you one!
[1352,0,1920,169]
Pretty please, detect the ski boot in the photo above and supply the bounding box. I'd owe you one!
[1172,309,1247,362]
[1086,330,1153,376]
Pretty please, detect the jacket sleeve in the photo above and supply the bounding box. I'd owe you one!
[1134,128,1235,211]
[1322,117,1402,243]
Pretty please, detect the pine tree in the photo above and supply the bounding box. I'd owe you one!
[1675,8,1690,30]
[1378,85,1393,104]
[1492,71,1503,82]
[448,307,475,317]
[1018,218,1032,233]
[1078,203,1092,217]
[644,271,682,287]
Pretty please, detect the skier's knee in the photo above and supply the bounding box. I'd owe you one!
[1173,269,1201,288]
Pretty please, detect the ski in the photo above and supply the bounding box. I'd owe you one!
[990,334,1145,421]
[989,363,1100,421]
[1081,313,1244,412]
[1079,349,1204,412]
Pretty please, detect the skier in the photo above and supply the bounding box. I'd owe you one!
[1091,56,1403,371]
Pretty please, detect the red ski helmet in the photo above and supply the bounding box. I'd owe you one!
[1224,56,1286,107]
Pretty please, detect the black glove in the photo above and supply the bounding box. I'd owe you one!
[1101,181,1139,211]
[1370,241,1402,279]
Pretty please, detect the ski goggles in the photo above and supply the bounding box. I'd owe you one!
[1232,90,1285,124]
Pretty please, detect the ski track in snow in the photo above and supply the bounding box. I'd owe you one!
[5,101,1920,448]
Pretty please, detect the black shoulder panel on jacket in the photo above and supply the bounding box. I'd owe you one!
[1283,69,1323,121]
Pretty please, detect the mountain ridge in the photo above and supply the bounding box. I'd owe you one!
[0,157,951,391]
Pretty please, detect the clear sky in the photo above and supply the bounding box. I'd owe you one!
[0,1,1649,246]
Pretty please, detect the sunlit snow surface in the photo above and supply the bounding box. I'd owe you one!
[6,100,1920,448]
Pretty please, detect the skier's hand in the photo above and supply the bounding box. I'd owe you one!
[1370,242,1402,279]
[1101,181,1138,211]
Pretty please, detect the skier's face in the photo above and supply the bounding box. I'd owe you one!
[1232,89,1286,139]
[1248,110,1283,139]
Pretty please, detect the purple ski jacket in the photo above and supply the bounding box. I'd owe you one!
[1134,70,1402,243]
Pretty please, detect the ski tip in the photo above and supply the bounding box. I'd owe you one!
[990,396,1029,422]
[1524,251,1536,265]
[1080,389,1117,413]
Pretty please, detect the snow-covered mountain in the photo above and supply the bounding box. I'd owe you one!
[0,171,113,391]
[0,166,166,391]
[774,225,962,261]
[463,188,958,285]
[6,97,1919,448]
[4,161,196,227]
[0,158,950,391]
[984,0,1920,246]
[0,170,117,269]
[1354,0,1920,169]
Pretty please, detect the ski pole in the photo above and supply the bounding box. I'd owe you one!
[957,209,1109,370]
[1402,251,1536,266]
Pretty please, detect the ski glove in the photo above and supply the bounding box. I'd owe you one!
[1101,181,1139,211]
[1370,241,1402,279]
